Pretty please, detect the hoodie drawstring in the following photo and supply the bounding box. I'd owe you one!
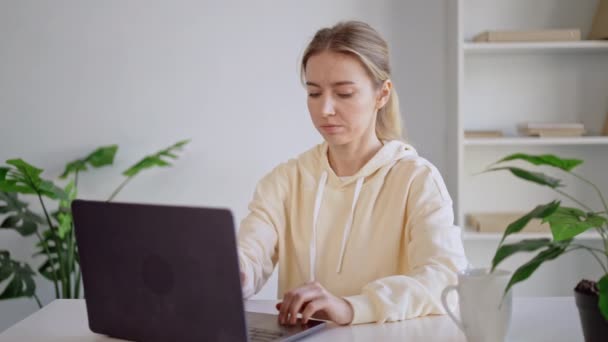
[309,171,364,281]
[336,176,364,273]
[309,171,327,282]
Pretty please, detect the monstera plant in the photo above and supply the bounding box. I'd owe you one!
[483,153,607,341]
[0,140,189,307]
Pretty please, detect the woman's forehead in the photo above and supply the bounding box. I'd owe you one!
[305,51,370,86]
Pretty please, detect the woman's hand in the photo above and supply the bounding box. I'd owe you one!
[277,281,354,325]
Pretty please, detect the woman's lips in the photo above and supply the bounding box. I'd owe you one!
[320,125,343,134]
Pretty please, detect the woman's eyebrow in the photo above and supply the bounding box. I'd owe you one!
[305,81,355,87]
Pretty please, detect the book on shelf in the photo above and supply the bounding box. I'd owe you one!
[467,213,550,234]
[473,29,581,43]
[464,130,504,138]
[589,0,608,40]
[518,122,586,137]
[603,112,608,136]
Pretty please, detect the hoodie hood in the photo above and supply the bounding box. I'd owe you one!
[306,140,418,280]
[306,140,418,188]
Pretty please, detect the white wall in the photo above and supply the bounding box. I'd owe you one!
[0,0,450,331]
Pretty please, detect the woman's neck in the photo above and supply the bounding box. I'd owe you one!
[327,135,383,177]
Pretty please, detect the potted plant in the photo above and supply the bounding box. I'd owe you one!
[0,140,189,306]
[483,153,607,342]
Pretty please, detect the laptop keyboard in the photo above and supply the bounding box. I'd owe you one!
[248,327,285,342]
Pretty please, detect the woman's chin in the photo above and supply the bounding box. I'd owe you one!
[323,135,352,147]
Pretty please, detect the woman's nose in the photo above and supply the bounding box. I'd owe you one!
[321,96,335,117]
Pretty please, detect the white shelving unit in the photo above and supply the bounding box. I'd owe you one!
[464,41,608,54]
[464,136,608,146]
[447,0,608,297]
[463,231,602,242]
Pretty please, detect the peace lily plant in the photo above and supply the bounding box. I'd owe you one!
[482,153,608,324]
[0,140,189,307]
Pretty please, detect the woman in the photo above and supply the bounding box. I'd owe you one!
[237,21,467,326]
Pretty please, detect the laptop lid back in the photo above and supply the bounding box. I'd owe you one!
[72,199,247,342]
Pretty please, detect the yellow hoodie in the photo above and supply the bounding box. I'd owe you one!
[237,140,467,324]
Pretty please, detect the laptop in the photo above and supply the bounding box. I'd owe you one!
[72,199,327,342]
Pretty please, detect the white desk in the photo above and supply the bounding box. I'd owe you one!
[0,297,583,341]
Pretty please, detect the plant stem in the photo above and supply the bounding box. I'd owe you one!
[74,267,81,298]
[107,176,133,202]
[35,192,68,298]
[571,244,607,255]
[572,172,608,214]
[35,231,59,298]
[568,246,608,274]
[554,188,594,212]
[593,227,608,260]
[66,221,76,298]
[605,241,608,267]
[587,249,608,274]
[605,224,608,266]
[33,293,42,309]
[66,170,79,298]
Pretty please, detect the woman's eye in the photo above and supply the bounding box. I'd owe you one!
[307,92,353,98]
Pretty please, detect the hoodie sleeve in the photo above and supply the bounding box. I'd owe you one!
[237,164,289,298]
[344,164,468,324]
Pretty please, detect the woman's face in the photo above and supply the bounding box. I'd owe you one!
[305,51,390,146]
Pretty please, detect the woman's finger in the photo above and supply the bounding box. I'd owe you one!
[301,298,328,324]
[287,287,323,324]
[279,292,293,324]
[279,282,323,325]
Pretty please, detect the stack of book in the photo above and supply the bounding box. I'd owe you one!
[589,0,608,40]
[467,212,550,234]
[464,130,504,138]
[519,122,586,137]
[473,29,581,43]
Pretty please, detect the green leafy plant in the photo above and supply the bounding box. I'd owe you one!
[483,153,608,320]
[0,140,190,307]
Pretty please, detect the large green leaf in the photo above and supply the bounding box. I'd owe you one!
[495,153,583,172]
[486,167,562,188]
[39,180,67,200]
[491,238,552,271]
[0,192,45,236]
[503,243,569,297]
[0,177,37,195]
[122,139,190,177]
[1,216,36,236]
[499,201,561,243]
[6,159,43,183]
[544,207,607,241]
[599,274,608,321]
[0,167,8,181]
[60,145,118,179]
[85,145,118,167]
[0,250,36,299]
[0,159,67,200]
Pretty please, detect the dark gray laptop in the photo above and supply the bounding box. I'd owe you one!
[72,199,326,342]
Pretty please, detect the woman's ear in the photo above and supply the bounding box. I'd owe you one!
[376,80,392,110]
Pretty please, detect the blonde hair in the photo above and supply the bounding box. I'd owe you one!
[300,21,403,141]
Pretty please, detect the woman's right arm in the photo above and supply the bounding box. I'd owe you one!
[238,164,289,298]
